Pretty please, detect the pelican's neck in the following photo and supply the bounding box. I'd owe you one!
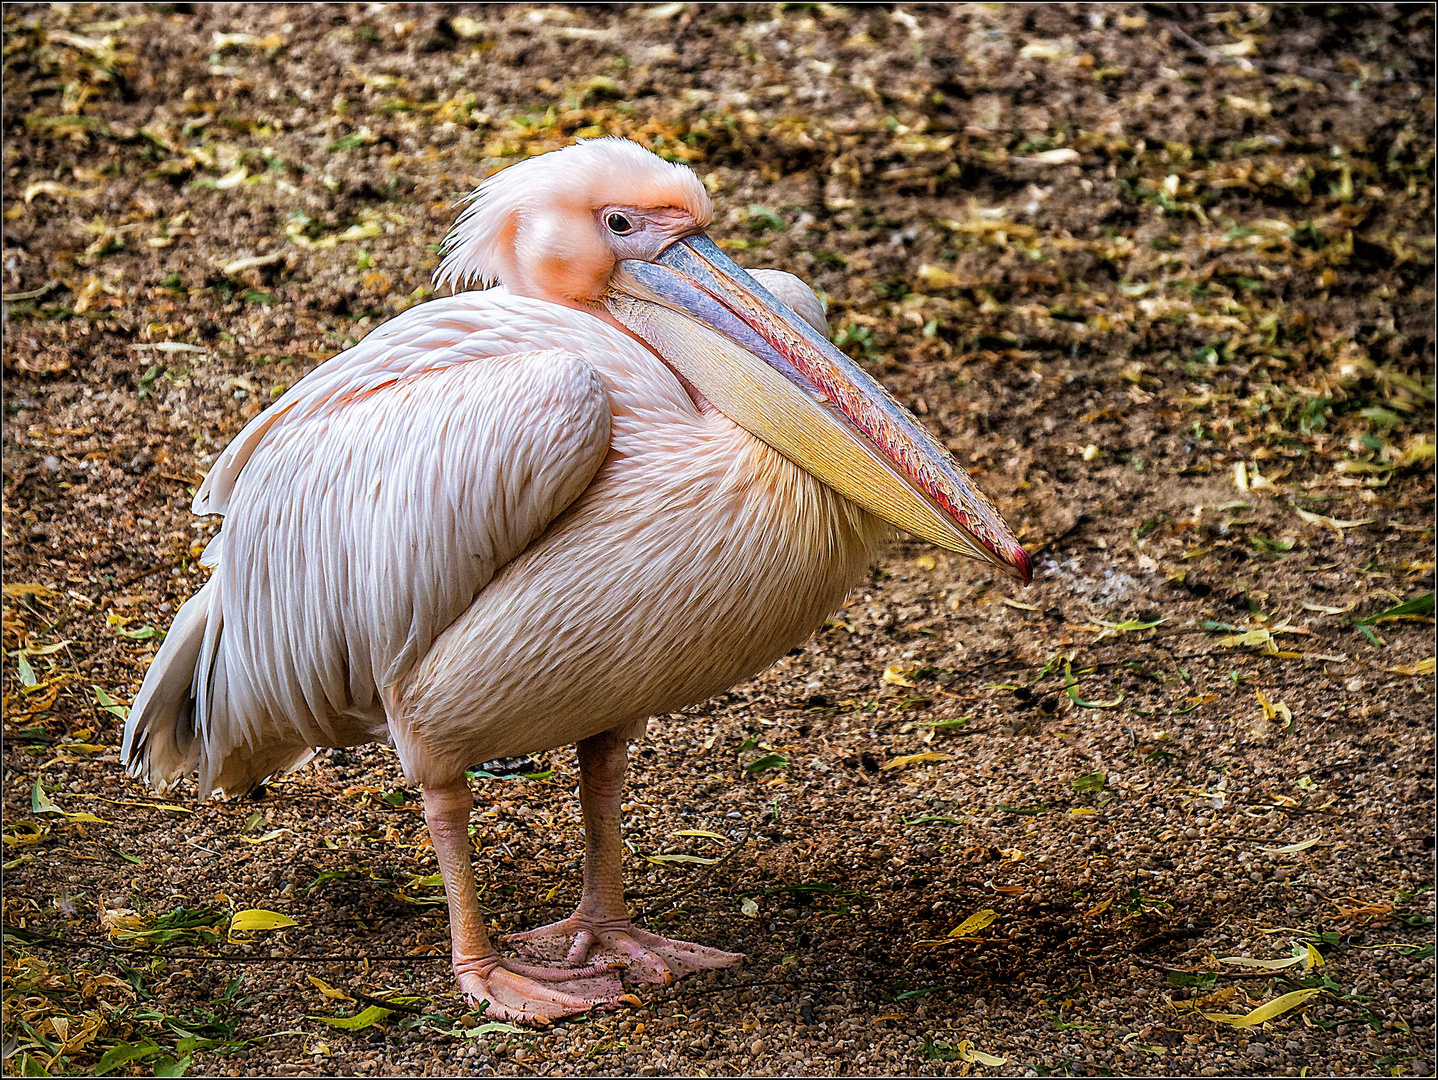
[572,296,717,414]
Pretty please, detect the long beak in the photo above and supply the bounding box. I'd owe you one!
[604,234,1032,582]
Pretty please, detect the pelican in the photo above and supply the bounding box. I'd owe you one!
[122,138,1031,1022]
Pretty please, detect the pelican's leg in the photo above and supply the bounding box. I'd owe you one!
[506,728,744,985]
[422,781,623,1022]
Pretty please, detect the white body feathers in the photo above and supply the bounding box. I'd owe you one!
[123,279,887,796]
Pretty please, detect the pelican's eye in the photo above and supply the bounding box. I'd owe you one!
[605,212,635,235]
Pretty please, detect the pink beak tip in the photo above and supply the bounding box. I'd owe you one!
[1008,545,1035,585]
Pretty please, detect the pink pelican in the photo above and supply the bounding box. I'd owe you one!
[123,138,1031,1022]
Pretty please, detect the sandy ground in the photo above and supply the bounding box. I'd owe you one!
[2,3,1434,1077]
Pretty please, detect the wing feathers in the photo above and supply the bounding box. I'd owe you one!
[136,291,659,795]
[201,344,611,781]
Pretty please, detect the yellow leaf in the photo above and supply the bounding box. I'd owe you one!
[1306,944,1325,969]
[229,909,298,940]
[917,263,962,290]
[214,166,248,190]
[1218,953,1308,971]
[307,974,351,1001]
[1387,658,1435,676]
[1335,459,1393,475]
[1218,628,1278,653]
[3,583,57,598]
[1019,41,1069,60]
[880,751,953,772]
[882,665,917,688]
[956,1039,1008,1066]
[1261,832,1322,855]
[450,16,488,38]
[1294,507,1375,532]
[336,221,382,243]
[23,181,102,203]
[1202,988,1323,1027]
[1,821,51,848]
[669,830,727,841]
[1214,38,1255,56]
[1000,597,1041,611]
[239,829,290,844]
[1255,688,1275,720]
[1393,441,1435,469]
[1021,148,1079,165]
[948,909,998,937]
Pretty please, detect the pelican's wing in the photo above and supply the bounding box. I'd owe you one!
[190,295,613,759]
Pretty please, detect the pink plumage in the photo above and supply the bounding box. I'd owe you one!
[123,138,1029,1021]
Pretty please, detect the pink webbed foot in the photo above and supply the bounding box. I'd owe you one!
[453,954,626,1025]
[506,914,744,986]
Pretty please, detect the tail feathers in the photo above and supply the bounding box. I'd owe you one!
[121,575,316,799]
[121,579,221,792]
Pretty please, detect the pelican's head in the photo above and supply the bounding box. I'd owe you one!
[436,138,1032,582]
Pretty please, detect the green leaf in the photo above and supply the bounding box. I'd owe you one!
[1070,772,1106,793]
[115,624,164,641]
[95,1040,161,1075]
[15,652,37,687]
[1091,617,1167,632]
[30,776,61,816]
[304,870,355,893]
[310,1005,393,1030]
[15,1051,53,1077]
[1355,623,1384,646]
[93,686,129,719]
[1063,660,1124,709]
[744,204,787,232]
[326,132,371,152]
[919,1036,965,1062]
[1250,534,1295,553]
[996,804,1046,816]
[1360,593,1434,624]
[745,753,788,775]
[451,1020,528,1038]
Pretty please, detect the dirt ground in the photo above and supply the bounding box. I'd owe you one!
[2,3,1434,1077]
